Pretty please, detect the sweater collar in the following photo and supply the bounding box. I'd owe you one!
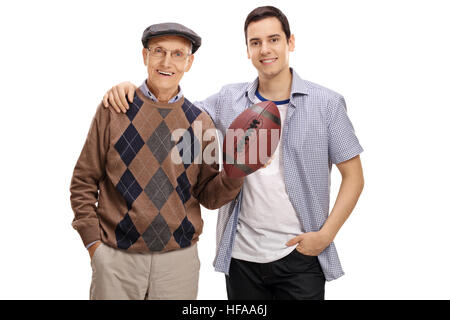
[139,79,184,104]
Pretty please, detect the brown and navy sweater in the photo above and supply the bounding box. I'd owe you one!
[70,89,243,253]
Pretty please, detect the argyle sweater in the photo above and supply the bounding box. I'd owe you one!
[70,90,243,253]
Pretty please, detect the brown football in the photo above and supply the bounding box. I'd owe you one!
[223,101,281,178]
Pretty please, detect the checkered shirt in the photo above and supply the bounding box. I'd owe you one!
[195,69,363,281]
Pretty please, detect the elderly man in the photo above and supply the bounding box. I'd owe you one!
[70,23,243,300]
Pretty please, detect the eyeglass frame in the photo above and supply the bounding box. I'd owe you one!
[146,46,192,61]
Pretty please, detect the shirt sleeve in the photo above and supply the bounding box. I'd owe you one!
[192,117,243,209]
[70,104,110,247]
[327,95,364,164]
[194,91,221,124]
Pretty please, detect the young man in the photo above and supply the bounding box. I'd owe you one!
[102,6,364,300]
[70,22,243,300]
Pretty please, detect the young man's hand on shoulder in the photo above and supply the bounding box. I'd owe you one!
[102,82,137,113]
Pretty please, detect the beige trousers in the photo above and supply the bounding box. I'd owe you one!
[89,242,200,300]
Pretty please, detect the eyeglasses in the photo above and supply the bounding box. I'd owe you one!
[146,46,190,61]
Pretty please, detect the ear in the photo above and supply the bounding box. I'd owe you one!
[142,47,148,65]
[247,45,250,59]
[288,34,295,52]
[184,53,195,72]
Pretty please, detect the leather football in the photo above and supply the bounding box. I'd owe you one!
[223,101,281,178]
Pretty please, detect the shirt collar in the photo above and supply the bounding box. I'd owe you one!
[245,68,308,105]
[139,80,183,104]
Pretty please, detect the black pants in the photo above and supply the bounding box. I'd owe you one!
[226,249,325,300]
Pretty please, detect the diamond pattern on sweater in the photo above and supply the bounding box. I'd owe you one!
[158,108,172,119]
[146,121,175,164]
[175,171,191,204]
[116,168,143,209]
[144,168,174,210]
[173,216,195,248]
[182,98,202,124]
[114,123,145,166]
[115,213,140,249]
[126,93,144,122]
[142,213,171,251]
[176,126,200,169]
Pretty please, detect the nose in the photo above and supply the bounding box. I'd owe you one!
[260,41,271,55]
[161,52,172,67]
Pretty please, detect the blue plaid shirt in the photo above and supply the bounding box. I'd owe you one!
[195,69,363,281]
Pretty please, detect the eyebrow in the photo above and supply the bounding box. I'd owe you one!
[149,44,187,52]
[248,34,282,42]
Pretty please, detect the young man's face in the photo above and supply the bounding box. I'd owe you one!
[142,35,194,93]
[246,17,295,79]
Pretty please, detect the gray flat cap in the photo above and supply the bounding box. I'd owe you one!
[141,22,202,53]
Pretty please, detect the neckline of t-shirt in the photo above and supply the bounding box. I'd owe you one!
[255,90,290,105]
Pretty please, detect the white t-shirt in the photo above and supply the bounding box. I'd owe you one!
[232,98,304,263]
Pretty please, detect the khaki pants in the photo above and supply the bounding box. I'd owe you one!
[89,242,200,300]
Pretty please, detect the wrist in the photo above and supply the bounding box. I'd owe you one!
[318,228,335,244]
[86,240,100,249]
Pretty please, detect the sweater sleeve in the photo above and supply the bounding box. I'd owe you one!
[70,104,110,246]
[192,117,243,209]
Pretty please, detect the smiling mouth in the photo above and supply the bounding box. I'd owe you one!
[260,58,277,64]
[157,70,175,76]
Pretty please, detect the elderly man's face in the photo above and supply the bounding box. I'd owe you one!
[142,35,194,96]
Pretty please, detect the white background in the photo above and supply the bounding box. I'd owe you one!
[0,0,449,300]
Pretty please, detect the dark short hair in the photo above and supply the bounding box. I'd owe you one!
[244,6,291,44]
